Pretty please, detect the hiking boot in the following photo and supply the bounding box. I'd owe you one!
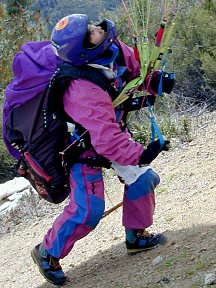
[125,229,165,255]
[31,243,66,286]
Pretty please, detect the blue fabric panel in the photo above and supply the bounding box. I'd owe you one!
[86,173,103,182]
[85,194,105,227]
[47,164,88,258]
[126,169,159,201]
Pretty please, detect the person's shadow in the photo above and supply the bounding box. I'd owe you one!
[36,224,216,288]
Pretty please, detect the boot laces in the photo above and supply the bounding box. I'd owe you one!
[136,229,153,239]
[49,256,61,270]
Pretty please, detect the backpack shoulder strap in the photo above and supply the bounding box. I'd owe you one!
[45,63,119,118]
[58,63,111,91]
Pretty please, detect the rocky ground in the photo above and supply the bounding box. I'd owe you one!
[0,111,215,288]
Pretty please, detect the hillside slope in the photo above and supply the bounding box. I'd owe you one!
[0,111,215,288]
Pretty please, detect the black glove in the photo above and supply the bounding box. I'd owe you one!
[126,95,156,111]
[139,139,170,165]
[143,94,156,106]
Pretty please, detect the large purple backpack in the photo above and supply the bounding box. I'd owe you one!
[3,41,111,204]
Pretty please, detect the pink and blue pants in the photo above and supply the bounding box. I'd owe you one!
[43,155,160,259]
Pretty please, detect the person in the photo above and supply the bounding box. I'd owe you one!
[31,14,170,286]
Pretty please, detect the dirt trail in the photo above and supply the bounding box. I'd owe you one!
[0,112,215,288]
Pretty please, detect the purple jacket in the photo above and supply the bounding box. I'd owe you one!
[63,40,144,166]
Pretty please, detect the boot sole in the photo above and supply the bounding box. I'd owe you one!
[127,244,157,256]
[31,249,66,286]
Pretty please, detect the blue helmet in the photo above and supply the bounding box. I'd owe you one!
[51,14,118,66]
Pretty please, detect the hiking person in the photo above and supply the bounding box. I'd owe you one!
[30,14,170,285]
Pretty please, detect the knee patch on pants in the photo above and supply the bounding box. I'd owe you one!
[126,169,160,201]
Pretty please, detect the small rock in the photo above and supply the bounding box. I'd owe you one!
[0,202,10,213]
[205,272,216,285]
[161,277,170,284]
[152,255,163,266]
[30,221,39,228]
[190,256,195,261]
[199,247,207,252]
[113,236,119,240]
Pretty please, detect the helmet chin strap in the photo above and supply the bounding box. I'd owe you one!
[87,63,117,79]
[90,43,119,65]
[87,43,120,79]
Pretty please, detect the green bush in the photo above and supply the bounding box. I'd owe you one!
[0,3,50,88]
[171,0,216,106]
[128,100,193,147]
